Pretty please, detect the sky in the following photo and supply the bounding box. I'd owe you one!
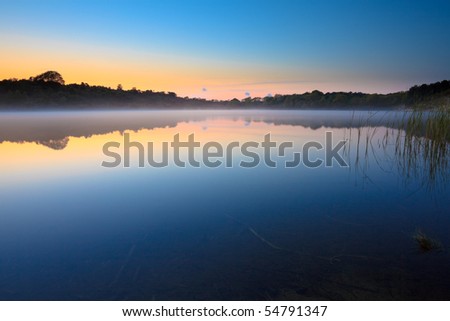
[0,0,449,100]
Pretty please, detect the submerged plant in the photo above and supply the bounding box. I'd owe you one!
[413,230,442,252]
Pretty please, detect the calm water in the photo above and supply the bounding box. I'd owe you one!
[0,109,448,300]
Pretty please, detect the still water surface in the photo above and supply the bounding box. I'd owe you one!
[0,110,448,300]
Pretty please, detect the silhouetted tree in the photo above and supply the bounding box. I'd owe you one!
[31,71,65,85]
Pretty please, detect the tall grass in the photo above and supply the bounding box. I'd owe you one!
[394,107,449,189]
[344,107,449,191]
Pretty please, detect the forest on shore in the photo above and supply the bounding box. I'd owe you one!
[0,71,449,109]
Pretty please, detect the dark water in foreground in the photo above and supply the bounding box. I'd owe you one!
[0,109,448,300]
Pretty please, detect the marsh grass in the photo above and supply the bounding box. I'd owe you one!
[344,107,449,191]
[395,107,449,190]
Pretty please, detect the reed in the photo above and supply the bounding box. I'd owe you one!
[344,107,449,190]
[394,107,449,190]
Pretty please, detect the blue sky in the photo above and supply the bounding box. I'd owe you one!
[1,0,449,98]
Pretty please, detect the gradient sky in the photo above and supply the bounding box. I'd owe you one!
[1,0,449,99]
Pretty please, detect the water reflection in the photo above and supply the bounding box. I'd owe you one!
[0,110,448,300]
[0,110,412,146]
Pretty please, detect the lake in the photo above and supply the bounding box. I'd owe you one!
[0,109,448,300]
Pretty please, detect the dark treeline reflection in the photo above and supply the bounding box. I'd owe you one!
[0,110,422,146]
[1,109,448,191]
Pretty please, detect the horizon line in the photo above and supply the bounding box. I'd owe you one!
[3,74,448,102]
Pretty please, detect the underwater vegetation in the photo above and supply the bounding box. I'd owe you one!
[413,230,442,252]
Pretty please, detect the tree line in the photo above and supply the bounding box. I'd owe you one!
[0,71,448,109]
